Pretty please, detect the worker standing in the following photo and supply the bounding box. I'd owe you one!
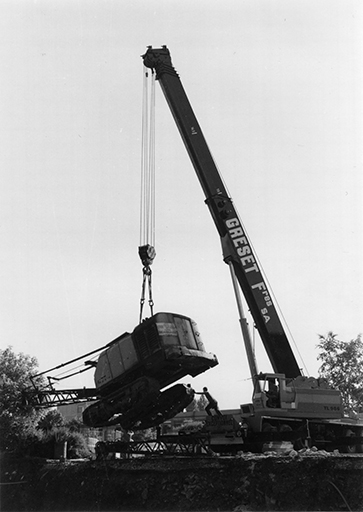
[197,387,222,416]
[186,383,195,398]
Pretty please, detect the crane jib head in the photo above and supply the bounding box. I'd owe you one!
[142,46,177,78]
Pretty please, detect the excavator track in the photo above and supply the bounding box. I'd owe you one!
[83,378,193,431]
[83,376,160,428]
[125,383,194,430]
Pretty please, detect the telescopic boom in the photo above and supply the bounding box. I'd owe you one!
[142,46,301,379]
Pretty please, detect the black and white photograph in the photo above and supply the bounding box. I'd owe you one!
[1,1,362,510]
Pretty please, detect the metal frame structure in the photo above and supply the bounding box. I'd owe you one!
[95,434,212,458]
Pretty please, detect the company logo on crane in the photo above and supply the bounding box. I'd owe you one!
[226,217,272,323]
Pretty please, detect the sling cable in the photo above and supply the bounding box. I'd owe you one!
[139,65,156,324]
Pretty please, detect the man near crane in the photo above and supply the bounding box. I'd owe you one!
[196,387,222,417]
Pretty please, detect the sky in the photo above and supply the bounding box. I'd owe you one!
[1,0,362,409]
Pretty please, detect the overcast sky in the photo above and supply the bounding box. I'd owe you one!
[1,0,362,408]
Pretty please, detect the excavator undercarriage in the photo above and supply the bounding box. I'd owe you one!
[82,381,193,430]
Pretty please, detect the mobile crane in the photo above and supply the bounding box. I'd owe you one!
[141,45,363,453]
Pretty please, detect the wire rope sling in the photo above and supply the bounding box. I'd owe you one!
[138,66,156,323]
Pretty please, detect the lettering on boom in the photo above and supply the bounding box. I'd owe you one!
[225,218,272,324]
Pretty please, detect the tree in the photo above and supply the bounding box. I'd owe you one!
[38,409,65,431]
[66,417,84,432]
[0,346,92,458]
[0,346,42,414]
[317,332,363,415]
[0,346,44,451]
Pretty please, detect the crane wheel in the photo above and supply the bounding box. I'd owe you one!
[340,429,356,454]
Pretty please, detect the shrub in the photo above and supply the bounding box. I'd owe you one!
[42,427,91,459]
[66,431,90,459]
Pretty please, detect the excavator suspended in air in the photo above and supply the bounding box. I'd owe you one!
[24,312,218,430]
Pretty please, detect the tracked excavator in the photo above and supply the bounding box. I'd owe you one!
[24,312,218,430]
[81,312,217,429]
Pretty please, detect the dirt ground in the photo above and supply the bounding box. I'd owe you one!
[2,451,363,511]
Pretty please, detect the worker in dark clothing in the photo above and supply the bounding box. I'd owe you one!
[197,387,222,416]
[266,379,279,408]
[186,383,195,398]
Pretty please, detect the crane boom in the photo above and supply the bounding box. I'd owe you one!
[142,46,301,379]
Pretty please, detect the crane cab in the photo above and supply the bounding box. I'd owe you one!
[241,372,343,423]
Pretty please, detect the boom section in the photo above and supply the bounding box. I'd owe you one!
[142,46,301,379]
